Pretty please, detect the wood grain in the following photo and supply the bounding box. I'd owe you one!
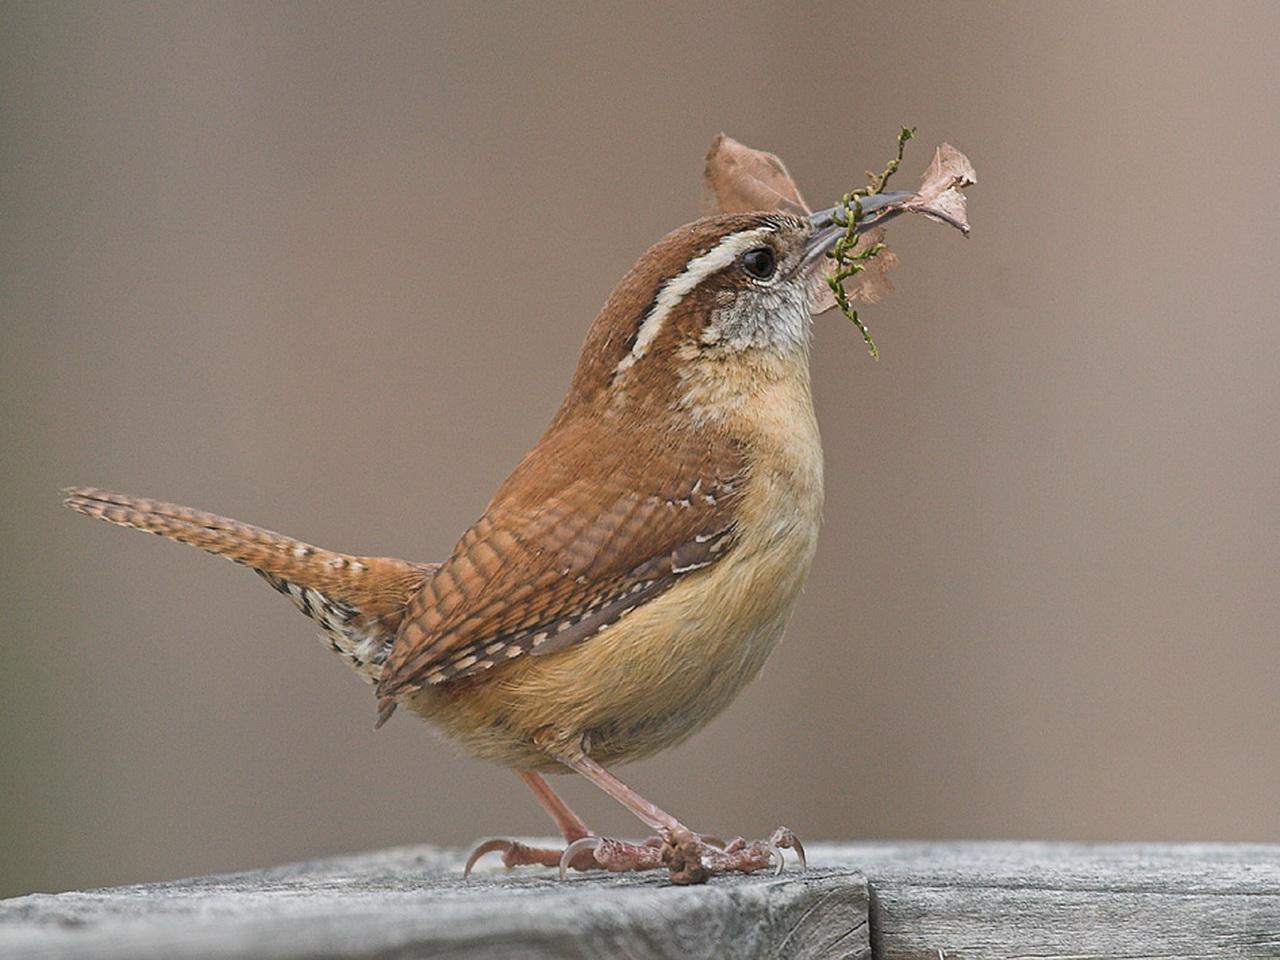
[837,841,1280,960]
[0,845,868,960]
[4,842,1279,959]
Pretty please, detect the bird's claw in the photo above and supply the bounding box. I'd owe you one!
[770,825,807,871]
[464,838,512,878]
[770,841,785,876]
[558,836,602,880]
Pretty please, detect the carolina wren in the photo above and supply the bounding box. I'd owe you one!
[66,190,918,884]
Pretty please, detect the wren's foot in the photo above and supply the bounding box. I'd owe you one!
[559,826,806,884]
[464,837,601,877]
[660,826,806,885]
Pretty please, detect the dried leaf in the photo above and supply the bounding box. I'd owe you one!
[702,134,810,217]
[901,143,977,234]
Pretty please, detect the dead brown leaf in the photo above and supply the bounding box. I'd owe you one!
[901,143,977,235]
[702,134,810,217]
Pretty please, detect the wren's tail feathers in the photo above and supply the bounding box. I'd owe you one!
[63,487,436,684]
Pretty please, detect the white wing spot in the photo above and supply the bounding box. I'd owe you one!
[672,560,712,575]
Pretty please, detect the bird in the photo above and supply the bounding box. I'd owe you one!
[65,187,919,884]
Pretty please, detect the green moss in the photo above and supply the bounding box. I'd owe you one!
[825,126,915,360]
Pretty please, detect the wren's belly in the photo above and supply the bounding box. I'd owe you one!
[416,479,822,772]
[580,597,799,766]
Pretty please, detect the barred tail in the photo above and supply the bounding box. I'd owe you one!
[63,487,436,683]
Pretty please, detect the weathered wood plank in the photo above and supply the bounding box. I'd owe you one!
[849,839,1280,960]
[833,842,1280,959]
[0,844,869,960]
[3,842,1278,959]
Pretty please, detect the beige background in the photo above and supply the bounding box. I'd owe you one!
[3,1,1279,898]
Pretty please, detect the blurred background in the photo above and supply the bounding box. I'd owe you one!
[3,1,1278,898]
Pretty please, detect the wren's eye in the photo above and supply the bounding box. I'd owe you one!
[740,246,777,281]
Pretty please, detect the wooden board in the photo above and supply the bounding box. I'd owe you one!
[0,843,868,960]
[4,842,1279,959]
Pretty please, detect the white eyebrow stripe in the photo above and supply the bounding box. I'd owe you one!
[615,226,777,375]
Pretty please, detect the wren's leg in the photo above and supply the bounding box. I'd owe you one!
[464,771,599,876]
[556,749,806,885]
[520,770,592,841]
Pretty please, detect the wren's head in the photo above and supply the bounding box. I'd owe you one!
[613,213,821,367]
[566,214,819,409]
[558,197,906,426]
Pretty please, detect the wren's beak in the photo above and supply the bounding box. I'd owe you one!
[801,191,914,271]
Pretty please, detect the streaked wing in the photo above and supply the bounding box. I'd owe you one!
[377,421,746,703]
